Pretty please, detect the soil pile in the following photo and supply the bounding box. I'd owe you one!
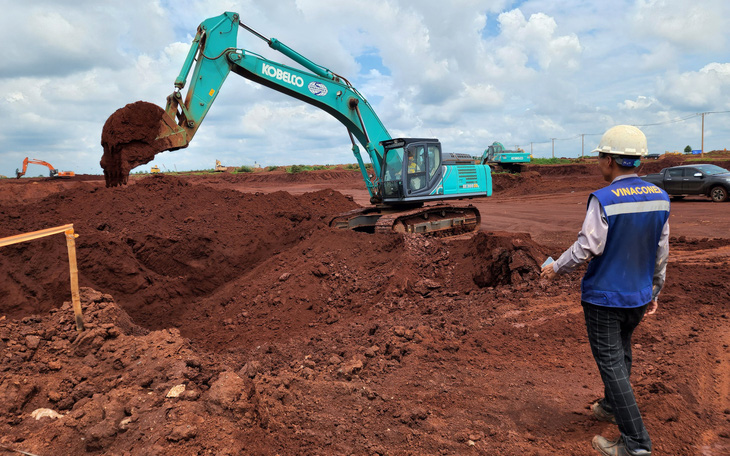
[100,101,168,188]
[0,288,275,455]
[0,176,359,327]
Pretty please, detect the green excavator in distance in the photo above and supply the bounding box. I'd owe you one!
[478,142,531,173]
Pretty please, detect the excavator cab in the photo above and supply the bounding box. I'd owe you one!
[380,138,444,201]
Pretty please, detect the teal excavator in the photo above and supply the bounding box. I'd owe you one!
[101,12,492,235]
[479,142,531,173]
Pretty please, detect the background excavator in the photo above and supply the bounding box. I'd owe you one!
[215,160,227,172]
[16,158,75,179]
[100,12,492,235]
[478,142,531,173]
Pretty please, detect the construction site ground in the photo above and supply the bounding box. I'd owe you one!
[1,154,729,455]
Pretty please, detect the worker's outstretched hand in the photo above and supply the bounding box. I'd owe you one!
[647,299,659,315]
[540,264,557,281]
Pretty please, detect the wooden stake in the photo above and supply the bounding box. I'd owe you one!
[65,228,85,332]
[0,223,85,331]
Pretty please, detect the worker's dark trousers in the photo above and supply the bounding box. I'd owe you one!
[582,302,652,454]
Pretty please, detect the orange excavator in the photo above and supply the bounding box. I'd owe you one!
[16,158,75,179]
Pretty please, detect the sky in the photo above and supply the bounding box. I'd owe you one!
[2,0,730,177]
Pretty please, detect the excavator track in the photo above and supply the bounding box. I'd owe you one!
[375,204,481,236]
[329,204,480,237]
[329,206,387,232]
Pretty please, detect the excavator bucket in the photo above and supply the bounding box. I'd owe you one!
[100,101,187,187]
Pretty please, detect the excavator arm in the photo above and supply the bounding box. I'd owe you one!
[116,12,390,196]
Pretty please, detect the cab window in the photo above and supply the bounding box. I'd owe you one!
[407,145,427,191]
[384,147,404,181]
[667,168,683,178]
[428,145,440,178]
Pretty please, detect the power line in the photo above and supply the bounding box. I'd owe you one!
[525,110,730,157]
[633,113,697,127]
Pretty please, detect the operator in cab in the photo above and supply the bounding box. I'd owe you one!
[541,125,669,456]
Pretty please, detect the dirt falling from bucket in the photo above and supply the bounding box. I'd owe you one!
[100,101,167,187]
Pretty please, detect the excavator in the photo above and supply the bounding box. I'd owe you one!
[16,158,75,179]
[100,12,492,235]
[478,142,531,173]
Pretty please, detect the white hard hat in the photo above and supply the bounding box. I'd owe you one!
[593,125,648,157]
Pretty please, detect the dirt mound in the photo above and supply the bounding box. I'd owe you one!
[0,175,359,326]
[223,169,362,183]
[492,171,545,196]
[0,174,547,343]
[100,101,168,187]
[526,163,600,177]
[0,288,276,455]
[179,227,548,353]
[636,155,730,175]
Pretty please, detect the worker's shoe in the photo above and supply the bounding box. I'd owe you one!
[591,400,617,424]
[591,435,651,456]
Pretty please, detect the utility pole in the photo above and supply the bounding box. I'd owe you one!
[701,112,705,157]
[581,134,585,158]
[530,142,533,156]
[551,138,556,159]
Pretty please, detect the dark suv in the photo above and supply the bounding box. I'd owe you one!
[641,164,730,202]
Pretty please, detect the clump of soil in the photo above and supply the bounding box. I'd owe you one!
[100,101,168,187]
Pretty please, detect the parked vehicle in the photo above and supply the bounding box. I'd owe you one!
[640,164,730,202]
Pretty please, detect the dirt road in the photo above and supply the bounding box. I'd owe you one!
[0,158,728,455]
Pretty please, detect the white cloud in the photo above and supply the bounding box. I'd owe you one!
[494,9,582,71]
[620,95,660,110]
[658,63,730,110]
[631,0,729,51]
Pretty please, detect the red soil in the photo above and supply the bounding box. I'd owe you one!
[0,156,729,455]
[100,101,168,187]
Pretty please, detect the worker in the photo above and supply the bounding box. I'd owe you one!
[541,125,669,456]
[407,147,425,190]
[407,149,418,174]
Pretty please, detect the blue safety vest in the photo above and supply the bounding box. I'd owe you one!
[581,176,670,308]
